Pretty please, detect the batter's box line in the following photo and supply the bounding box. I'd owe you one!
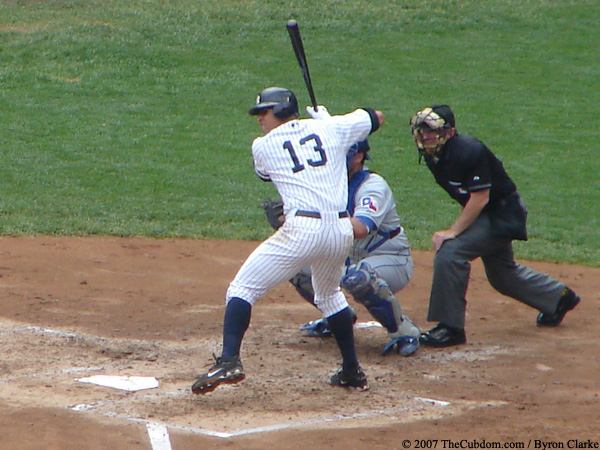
[78,404,420,439]
[4,322,206,354]
[0,366,108,387]
[71,394,507,440]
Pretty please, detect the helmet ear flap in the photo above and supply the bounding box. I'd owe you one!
[273,103,291,118]
[273,93,299,119]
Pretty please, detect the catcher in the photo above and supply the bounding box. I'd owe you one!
[262,133,420,356]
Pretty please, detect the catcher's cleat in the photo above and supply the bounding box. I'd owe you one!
[300,318,332,337]
[382,336,420,356]
[536,288,581,327]
[419,323,466,348]
[330,367,369,391]
[300,308,358,338]
[191,355,245,395]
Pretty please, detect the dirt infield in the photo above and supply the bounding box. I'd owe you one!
[0,236,598,449]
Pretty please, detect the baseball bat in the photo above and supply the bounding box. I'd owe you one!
[286,19,318,111]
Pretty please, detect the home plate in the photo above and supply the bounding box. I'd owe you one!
[76,375,159,391]
[355,321,383,329]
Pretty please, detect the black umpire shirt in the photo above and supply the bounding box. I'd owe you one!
[424,133,517,211]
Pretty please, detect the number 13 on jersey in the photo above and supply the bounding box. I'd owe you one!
[283,133,327,173]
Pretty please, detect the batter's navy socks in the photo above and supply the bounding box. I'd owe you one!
[221,297,252,358]
[327,307,359,370]
[536,287,581,327]
[419,323,466,347]
[330,366,369,391]
[192,297,250,394]
[191,355,245,395]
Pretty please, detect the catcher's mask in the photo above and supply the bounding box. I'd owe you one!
[410,105,455,162]
[249,87,299,119]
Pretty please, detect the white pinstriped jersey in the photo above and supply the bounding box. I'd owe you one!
[226,108,376,316]
[252,109,373,215]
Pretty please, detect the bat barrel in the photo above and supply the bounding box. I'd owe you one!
[286,20,318,109]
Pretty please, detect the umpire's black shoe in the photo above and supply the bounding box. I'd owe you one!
[536,288,581,327]
[330,366,369,391]
[191,355,245,395]
[419,323,466,348]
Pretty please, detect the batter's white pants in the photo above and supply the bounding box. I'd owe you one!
[227,212,354,317]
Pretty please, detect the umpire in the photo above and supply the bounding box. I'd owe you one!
[409,105,580,347]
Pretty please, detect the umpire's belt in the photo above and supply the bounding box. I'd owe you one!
[295,210,350,219]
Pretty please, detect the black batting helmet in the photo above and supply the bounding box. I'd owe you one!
[249,87,299,119]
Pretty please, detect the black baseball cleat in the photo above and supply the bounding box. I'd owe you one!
[536,288,581,327]
[191,355,245,395]
[419,323,466,348]
[330,367,369,391]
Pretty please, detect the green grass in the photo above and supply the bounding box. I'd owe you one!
[1,0,598,266]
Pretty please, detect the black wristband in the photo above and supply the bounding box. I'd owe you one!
[362,107,380,134]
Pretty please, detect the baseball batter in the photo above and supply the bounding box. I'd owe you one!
[192,87,385,394]
[287,137,420,356]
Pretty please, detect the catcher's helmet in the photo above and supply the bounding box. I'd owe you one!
[249,87,299,119]
[348,139,372,160]
[410,105,455,160]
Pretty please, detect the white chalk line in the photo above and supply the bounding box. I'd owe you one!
[72,394,510,440]
[146,423,173,450]
[414,396,452,407]
[80,403,421,439]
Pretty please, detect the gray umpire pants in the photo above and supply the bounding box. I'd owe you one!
[427,213,565,330]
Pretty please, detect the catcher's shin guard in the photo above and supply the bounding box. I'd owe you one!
[341,263,402,334]
[289,271,316,306]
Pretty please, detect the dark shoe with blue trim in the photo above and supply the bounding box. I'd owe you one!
[536,288,580,327]
[419,323,466,348]
[382,336,420,356]
[300,318,332,337]
[300,308,358,338]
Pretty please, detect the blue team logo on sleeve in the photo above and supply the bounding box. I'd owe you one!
[362,197,378,212]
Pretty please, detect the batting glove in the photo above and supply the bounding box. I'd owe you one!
[306,105,331,120]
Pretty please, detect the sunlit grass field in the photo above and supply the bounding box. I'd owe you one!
[1,0,598,266]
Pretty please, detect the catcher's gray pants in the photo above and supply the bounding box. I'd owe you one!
[427,213,565,330]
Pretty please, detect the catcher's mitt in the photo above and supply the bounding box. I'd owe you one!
[260,199,285,230]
